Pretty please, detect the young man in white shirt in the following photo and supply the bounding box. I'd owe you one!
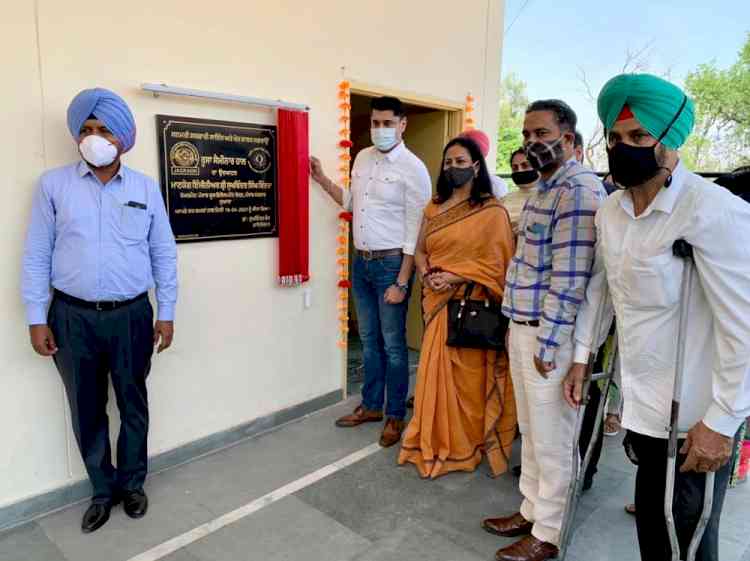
[564,73,750,561]
[310,96,432,448]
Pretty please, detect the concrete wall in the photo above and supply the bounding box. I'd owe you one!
[0,0,505,509]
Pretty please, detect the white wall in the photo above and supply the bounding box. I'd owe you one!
[0,0,504,508]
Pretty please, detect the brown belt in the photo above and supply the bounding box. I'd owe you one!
[355,248,403,261]
[512,319,540,327]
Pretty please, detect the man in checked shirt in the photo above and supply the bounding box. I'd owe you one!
[482,99,606,561]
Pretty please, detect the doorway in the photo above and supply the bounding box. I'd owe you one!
[345,87,463,398]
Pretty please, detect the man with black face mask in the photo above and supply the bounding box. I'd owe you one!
[482,100,606,561]
[565,73,750,561]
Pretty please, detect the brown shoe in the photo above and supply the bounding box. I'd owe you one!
[482,512,533,537]
[379,418,405,447]
[335,405,383,427]
[495,536,558,561]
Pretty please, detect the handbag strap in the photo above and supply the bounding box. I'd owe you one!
[461,281,494,307]
[461,282,477,303]
[423,283,463,328]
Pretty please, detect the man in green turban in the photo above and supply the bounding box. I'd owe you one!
[564,73,750,561]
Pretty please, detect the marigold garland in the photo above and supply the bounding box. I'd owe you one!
[463,93,475,131]
[336,80,352,347]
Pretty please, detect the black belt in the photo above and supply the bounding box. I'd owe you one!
[54,290,147,311]
[355,248,403,261]
[512,319,540,327]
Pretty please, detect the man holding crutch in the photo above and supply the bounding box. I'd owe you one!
[564,73,750,561]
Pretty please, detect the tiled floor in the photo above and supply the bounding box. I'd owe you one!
[2,391,749,561]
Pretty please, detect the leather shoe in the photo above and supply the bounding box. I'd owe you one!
[335,405,383,427]
[81,501,114,533]
[122,489,149,519]
[482,512,533,537]
[495,535,558,561]
[379,418,405,447]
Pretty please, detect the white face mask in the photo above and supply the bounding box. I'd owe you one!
[371,127,399,152]
[79,134,118,167]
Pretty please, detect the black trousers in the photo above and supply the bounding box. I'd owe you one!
[627,430,735,561]
[579,382,604,485]
[49,295,154,501]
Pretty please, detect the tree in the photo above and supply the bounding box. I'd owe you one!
[496,73,529,173]
[576,41,656,171]
[684,32,750,170]
[575,34,750,172]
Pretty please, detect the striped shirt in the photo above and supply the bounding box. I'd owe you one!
[503,160,606,362]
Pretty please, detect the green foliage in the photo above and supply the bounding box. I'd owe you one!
[685,32,750,171]
[496,73,528,174]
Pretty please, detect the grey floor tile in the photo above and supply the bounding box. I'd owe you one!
[159,549,203,561]
[295,443,449,539]
[185,496,370,561]
[341,518,485,561]
[297,442,525,559]
[0,522,68,561]
[563,498,641,561]
[151,397,388,518]
[721,536,750,561]
[38,484,215,561]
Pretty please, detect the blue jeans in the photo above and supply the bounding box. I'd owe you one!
[352,253,410,420]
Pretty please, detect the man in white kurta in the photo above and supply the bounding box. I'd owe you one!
[566,73,750,561]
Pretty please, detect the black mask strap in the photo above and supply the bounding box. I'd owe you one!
[657,95,688,143]
[656,96,687,188]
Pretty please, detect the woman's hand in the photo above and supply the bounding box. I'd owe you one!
[429,272,464,292]
[437,272,465,285]
[422,272,441,291]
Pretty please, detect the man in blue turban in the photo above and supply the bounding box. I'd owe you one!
[564,74,750,561]
[23,88,178,533]
[67,87,137,153]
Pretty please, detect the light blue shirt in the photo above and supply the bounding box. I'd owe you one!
[23,161,178,325]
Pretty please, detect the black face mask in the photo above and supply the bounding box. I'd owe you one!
[524,136,566,172]
[606,95,688,189]
[444,166,476,189]
[606,143,665,188]
[511,169,539,186]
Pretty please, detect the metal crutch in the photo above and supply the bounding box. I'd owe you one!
[666,239,715,561]
[558,297,617,560]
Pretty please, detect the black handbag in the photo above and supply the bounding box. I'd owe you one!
[446,282,509,350]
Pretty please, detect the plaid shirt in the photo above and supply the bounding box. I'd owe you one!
[503,160,606,362]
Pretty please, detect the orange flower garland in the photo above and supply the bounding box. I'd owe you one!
[336,80,352,348]
[463,93,475,131]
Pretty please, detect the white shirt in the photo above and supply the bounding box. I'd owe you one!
[343,143,432,255]
[574,162,750,438]
[491,174,509,199]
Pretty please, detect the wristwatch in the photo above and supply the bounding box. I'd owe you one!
[396,281,409,293]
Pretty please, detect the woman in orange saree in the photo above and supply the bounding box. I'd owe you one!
[398,136,517,478]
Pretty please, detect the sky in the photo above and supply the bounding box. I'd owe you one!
[501,0,750,145]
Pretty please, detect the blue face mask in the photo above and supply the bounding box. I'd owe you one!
[371,127,399,152]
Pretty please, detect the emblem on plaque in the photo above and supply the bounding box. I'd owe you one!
[170,142,199,167]
[248,147,272,174]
